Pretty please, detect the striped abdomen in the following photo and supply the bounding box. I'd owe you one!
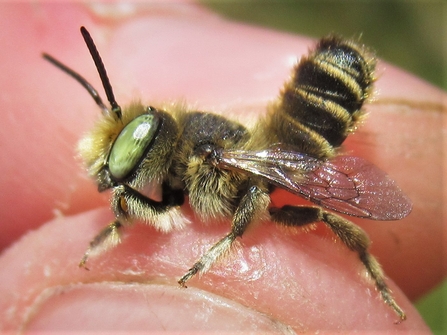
[267,36,375,159]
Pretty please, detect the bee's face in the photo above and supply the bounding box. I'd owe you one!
[78,103,179,191]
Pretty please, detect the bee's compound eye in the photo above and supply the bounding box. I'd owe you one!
[109,113,160,179]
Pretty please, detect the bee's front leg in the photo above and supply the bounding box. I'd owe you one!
[178,185,270,286]
[79,220,122,269]
[80,183,186,269]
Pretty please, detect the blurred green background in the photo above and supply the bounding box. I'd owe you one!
[204,1,445,90]
[203,1,446,333]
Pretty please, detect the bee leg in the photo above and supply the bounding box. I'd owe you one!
[79,220,122,269]
[111,184,187,233]
[270,205,406,322]
[80,183,185,268]
[178,185,270,287]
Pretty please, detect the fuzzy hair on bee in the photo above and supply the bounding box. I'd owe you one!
[43,27,411,322]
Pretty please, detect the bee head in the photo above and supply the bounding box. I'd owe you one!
[77,27,179,191]
[44,27,179,191]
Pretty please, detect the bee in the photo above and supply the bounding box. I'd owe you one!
[43,26,411,322]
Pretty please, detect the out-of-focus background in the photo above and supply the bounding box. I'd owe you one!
[203,1,446,333]
[205,1,445,90]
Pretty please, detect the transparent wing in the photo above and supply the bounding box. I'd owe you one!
[218,147,412,220]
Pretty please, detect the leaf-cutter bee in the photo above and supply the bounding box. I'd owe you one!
[43,27,412,321]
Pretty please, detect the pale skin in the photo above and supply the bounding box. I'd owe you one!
[0,2,445,333]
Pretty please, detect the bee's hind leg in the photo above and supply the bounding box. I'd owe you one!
[178,185,270,287]
[269,205,406,322]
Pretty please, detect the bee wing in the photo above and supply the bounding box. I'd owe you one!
[219,148,412,220]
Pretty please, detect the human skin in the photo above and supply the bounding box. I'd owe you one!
[0,2,445,333]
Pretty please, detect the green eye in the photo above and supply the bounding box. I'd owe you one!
[109,113,160,179]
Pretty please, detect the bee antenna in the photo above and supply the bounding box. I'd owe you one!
[80,26,122,119]
[42,52,110,116]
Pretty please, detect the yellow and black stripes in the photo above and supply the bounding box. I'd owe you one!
[267,36,375,158]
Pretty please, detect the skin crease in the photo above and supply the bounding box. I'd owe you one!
[0,1,445,333]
